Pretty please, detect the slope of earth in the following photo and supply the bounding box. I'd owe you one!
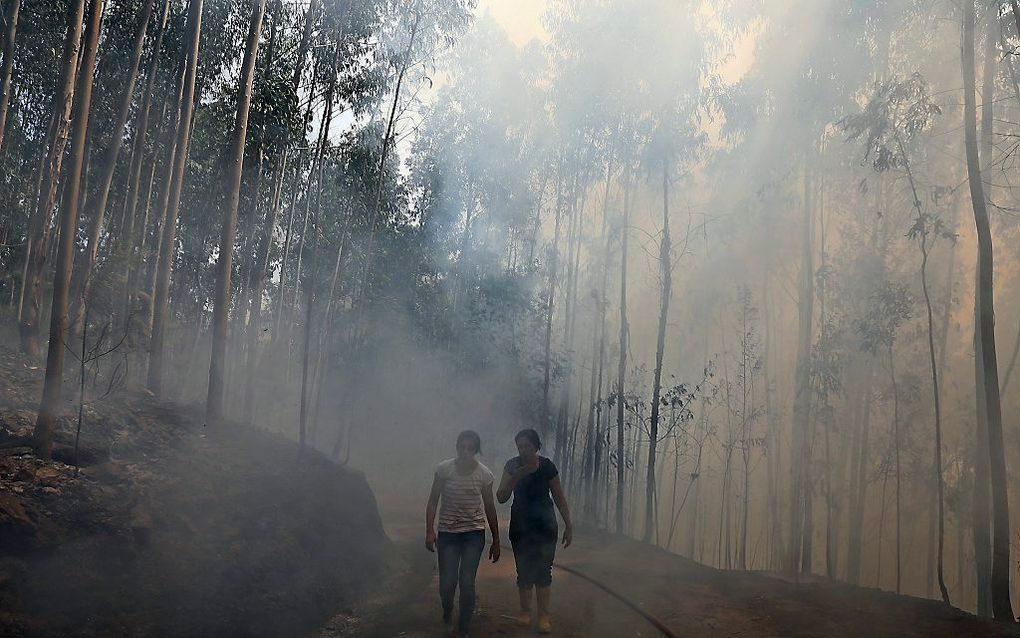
[0,341,385,638]
[323,520,1020,638]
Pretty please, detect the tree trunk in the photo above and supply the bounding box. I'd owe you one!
[541,168,563,437]
[615,179,630,536]
[0,0,21,152]
[356,9,422,324]
[121,0,171,322]
[846,360,874,585]
[142,65,186,336]
[206,0,268,423]
[33,0,104,459]
[788,155,814,574]
[73,0,155,323]
[19,0,85,358]
[147,0,203,394]
[895,133,950,604]
[584,162,613,519]
[888,343,902,595]
[644,162,671,543]
[242,152,286,424]
[963,3,1014,621]
[556,182,583,467]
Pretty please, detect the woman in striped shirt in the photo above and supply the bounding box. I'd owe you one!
[425,430,500,638]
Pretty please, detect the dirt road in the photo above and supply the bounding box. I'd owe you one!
[321,520,1019,638]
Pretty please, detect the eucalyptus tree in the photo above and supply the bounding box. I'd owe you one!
[355,0,476,328]
[33,0,104,458]
[961,0,1013,620]
[19,0,88,358]
[71,0,157,329]
[841,72,951,604]
[0,0,21,151]
[147,0,204,394]
[856,281,911,593]
[206,0,269,424]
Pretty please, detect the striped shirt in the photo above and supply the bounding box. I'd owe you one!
[435,459,494,533]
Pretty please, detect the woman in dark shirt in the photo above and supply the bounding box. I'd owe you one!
[496,428,573,634]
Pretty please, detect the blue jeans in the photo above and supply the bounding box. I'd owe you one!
[437,530,485,634]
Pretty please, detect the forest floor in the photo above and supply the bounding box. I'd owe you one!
[0,337,386,637]
[321,517,1020,638]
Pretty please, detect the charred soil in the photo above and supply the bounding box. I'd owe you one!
[0,343,385,637]
[326,521,1020,638]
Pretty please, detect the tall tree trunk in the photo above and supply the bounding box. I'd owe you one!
[896,135,950,604]
[242,152,286,424]
[19,0,86,358]
[142,63,186,335]
[788,155,815,574]
[541,168,563,437]
[356,9,421,325]
[265,0,315,348]
[147,0,203,395]
[584,162,613,518]
[846,359,874,585]
[74,0,155,323]
[615,179,630,536]
[740,297,753,572]
[554,182,580,466]
[33,0,104,459]
[206,0,268,424]
[0,0,21,152]
[296,34,339,451]
[888,342,902,595]
[121,0,171,322]
[963,3,1014,621]
[644,162,671,543]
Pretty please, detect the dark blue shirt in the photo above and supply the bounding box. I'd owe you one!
[505,456,559,532]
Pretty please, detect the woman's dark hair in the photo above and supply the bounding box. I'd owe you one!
[457,429,482,454]
[514,428,542,451]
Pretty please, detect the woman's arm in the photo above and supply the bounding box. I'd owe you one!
[425,473,443,552]
[550,475,573,548]
[497,460,538,503]
[496,468,515,504]
[481,484,501,562]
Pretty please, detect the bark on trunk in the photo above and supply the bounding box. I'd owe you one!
[964,4,1012,619]
[787,156,814,574]
[121,0,171,322]
[33,0,104,459]
[147,0,204,395]
[73,0,155,323]
[19,0,85,358]
[541,168,563,437]
[206,0,268,423]
[615,180,630,536]
[644,162,671,543]
[0,0,21,152]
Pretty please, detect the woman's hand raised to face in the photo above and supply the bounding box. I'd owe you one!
[511,458,540,482]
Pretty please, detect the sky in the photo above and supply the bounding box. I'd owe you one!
[476,0,548,45]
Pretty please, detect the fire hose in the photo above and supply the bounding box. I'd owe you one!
[552,562,679,638]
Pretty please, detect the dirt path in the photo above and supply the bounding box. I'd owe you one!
[322,519,1020,638]
[321,522,651,638]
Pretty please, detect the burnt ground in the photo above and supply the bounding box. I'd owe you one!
[323,520,1020,638]
[0,342,386,638]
